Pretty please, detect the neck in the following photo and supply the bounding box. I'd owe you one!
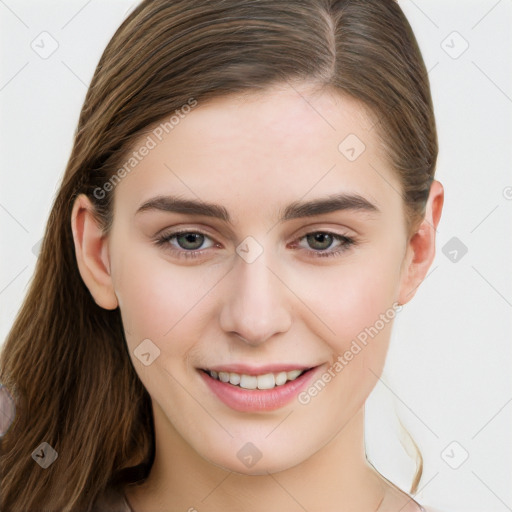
[125,404,389,512]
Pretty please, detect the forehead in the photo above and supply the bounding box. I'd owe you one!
[112,83,403,224]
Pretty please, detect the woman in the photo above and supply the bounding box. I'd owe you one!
[0,1,445,510]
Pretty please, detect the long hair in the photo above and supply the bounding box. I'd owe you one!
[0,1,437,510]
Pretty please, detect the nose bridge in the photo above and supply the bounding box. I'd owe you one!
[219,245,291,345]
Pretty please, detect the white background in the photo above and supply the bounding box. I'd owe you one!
[1,1,511,510]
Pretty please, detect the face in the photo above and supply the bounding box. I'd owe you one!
[106,83,412,475]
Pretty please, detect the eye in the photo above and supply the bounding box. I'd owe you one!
[154,230,217,259]
[295,231,355,258]
[173,232,209,251]
[154,228,356,261]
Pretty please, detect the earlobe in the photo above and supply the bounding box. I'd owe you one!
[70,194,119,310]
[398,180,444,305]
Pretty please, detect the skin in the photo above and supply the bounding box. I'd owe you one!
[71,82,443,512]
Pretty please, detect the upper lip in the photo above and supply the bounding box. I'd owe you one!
[200,363,317,375]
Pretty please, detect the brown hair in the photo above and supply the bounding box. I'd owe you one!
[0,1,436,510]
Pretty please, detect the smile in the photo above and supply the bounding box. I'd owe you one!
[198,365,321,412]
[206,369,306,390]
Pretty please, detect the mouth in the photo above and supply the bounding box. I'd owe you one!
[198,364,321,412]
[203,368,310,390]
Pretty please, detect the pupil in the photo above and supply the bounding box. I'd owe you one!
[177,233,204,250]
[307,233,332,250]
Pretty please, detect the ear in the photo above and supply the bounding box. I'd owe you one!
[70,194,118,310]
[398,180,444,305]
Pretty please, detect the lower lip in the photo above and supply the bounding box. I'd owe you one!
[199,367,321,412]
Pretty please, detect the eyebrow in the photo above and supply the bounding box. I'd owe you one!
[135,193,379,222]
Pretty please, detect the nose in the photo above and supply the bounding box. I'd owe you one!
[219,249,292,346]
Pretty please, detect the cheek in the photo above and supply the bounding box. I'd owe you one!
[111,244,221,354]
[292,247,403,350]
[293,257,401,417]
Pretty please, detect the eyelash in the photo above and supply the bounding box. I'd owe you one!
[154,229,356,260]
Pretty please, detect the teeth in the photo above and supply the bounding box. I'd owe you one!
[240,375,258,389]
[257,373,275,390]
[287,369,302,380]
[208,368,307,389]
[275,371,288,386]
[229,372,241,385]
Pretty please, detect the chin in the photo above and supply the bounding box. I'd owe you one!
[200,440,311,476]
